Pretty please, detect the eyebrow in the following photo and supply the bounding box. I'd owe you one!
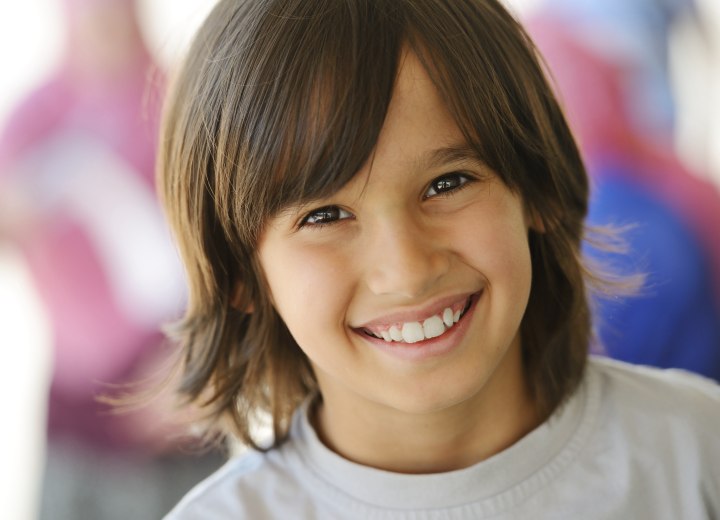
[419,144,487,171]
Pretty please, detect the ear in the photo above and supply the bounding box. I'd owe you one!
[526,207,546,233]
[230,282,255,313]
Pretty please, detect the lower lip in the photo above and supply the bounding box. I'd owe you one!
[356,292,481,362]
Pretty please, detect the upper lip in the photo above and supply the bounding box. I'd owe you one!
[352,291,479,330]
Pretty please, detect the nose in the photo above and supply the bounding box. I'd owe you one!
[363,212,450,299]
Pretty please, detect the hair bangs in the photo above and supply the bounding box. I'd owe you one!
[402,0,587,232]
[218,0,403,246]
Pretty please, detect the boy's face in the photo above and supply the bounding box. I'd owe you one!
[258,52,533,426]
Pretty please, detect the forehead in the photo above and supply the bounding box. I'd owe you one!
[270,48,470,205]
[357,50,481,179]
[266,49,497,223]
[279,64,499,222]
[379,50,464,148]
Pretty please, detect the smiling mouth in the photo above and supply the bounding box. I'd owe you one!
[359,294,475,345]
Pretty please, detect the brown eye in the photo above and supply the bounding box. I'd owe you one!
[425,173,472,198]
[300,206,353,227]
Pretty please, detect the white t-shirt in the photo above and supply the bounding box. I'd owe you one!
[165,357,720,519]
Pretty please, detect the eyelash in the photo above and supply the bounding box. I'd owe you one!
[298,172,475,229]
[423,172,474,199]
[298,206,353,229]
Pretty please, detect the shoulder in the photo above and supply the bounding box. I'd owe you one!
[590,355,720,401]
[163,447,297,520]
[588,356,720,438]
[569,358,720,515]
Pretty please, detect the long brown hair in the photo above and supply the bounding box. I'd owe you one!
[159,0,601,449]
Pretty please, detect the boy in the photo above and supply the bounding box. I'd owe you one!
[161,0,720,517]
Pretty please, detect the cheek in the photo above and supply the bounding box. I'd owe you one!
[453,199,533,317]
[455,209,531,277]
[488,223,533,304]
[260,242,354,339]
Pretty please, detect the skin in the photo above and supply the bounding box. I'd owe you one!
[257,51,540,474]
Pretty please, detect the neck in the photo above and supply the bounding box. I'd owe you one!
[313,343,539,474]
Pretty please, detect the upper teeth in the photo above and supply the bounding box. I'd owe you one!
[367,306,463,344]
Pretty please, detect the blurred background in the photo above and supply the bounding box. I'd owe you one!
[1,0,719,519]
[0,1,220,519]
